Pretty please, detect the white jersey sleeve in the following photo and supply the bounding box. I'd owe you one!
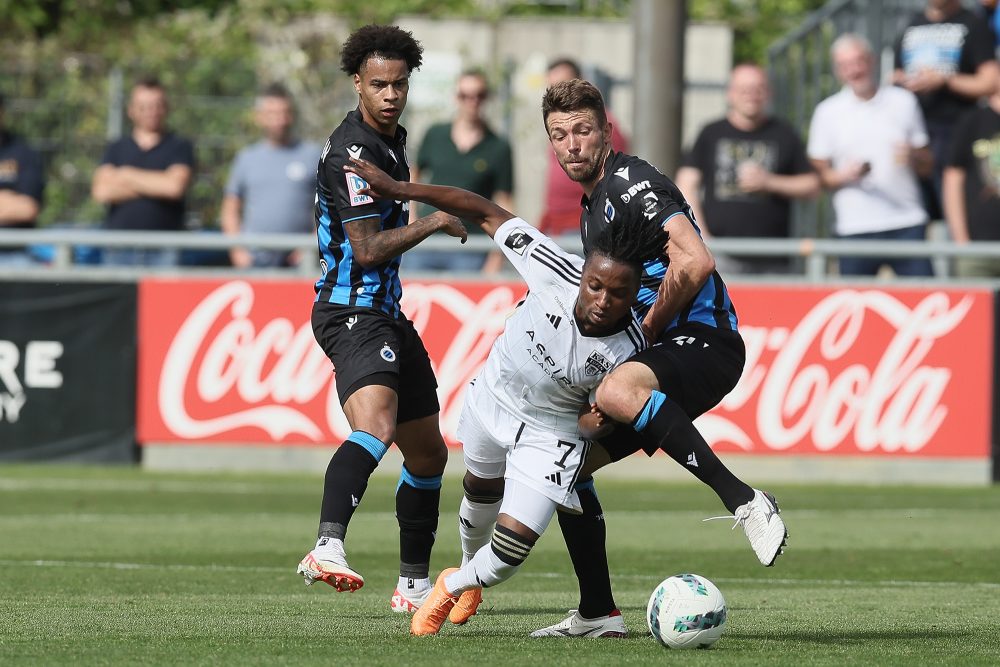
[494,217,584,293]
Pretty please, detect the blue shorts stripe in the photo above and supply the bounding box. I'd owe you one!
[396,464,443,492]
[633,390,667,432]
[347,430,389,462]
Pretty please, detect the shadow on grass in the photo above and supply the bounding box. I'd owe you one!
[737,629,965,644]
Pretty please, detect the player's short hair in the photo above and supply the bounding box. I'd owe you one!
[547,57,581,78]
[340,24,424,76]
[542,79,608,128]
[586,216,667,277]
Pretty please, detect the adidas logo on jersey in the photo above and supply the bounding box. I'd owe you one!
[545,472,563,485]
[546,313,562,329]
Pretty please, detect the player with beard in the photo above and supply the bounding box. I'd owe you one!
[530,79,788,639]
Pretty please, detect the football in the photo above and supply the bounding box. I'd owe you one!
[646,573,727,649]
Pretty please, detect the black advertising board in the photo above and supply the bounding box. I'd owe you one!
[0,282,137,461]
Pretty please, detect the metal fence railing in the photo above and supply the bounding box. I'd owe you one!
[2,228,998,283]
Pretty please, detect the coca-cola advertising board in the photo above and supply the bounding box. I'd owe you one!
[137,279,993,459]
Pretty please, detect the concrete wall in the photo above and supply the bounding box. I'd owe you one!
[397,15,732,226]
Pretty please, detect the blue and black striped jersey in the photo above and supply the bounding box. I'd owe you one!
[313,109,410,318]
[581,151,739,332]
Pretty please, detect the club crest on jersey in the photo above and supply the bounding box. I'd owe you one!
[614,166,630,181]
[380,344,396,362]
[346,173,374,206]
[603,198,616,223]
[347,144,363,160]
[584,351,611,376]
[504,229,532,255]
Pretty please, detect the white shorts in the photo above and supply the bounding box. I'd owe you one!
[457,379,590,514]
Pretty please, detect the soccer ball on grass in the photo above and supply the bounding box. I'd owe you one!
[646,573,727,649]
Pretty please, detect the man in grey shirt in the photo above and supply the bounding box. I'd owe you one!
[222,83,320,268]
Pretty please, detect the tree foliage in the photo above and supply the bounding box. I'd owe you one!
[690,0,829,64]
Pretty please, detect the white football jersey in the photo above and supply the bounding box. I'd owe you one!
[477,218,646,433]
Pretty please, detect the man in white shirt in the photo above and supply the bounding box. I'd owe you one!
[343,155,665,637]
[808,33,935,276]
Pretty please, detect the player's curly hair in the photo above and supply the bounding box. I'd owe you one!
[340,24,424,76]
[586,216,667,275]
[542,79,608,129]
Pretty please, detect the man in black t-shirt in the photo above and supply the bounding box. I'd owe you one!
[894,0,1000,215]
[91,76,194,266]
[943,79,1000,276]
[675,64,819,275]
[0,91,45,266]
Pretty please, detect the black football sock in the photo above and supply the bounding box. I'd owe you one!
[395,465,442,579]
[558,478,617,619]
[317,431,387,540]
[633,390,753,513]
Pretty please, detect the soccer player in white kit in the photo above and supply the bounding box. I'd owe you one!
[344,157,667,637]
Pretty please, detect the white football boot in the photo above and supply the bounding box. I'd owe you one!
[296,539,364,591]
[530,609,627,638]
[730,489,788,566]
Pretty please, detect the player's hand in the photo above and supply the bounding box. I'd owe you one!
[426,211,468,244]
[345,157,403,199]
[578,403,613,440]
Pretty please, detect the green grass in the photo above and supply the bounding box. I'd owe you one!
[1,464,999,665]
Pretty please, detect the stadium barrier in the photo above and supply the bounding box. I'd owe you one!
[0,282,137,462]
[1,240,998,483]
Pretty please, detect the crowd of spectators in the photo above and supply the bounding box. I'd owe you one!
[1,0,999,278]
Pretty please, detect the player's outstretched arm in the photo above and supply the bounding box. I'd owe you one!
[347,157,513,238]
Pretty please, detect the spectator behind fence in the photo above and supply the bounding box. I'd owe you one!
[221,84,320,269]
[809,34,934,278]
[91,76,194,266]
[0,91,44,267]
[406,69,512,274]
[674,63,819,275]
[943,76,1000,277]
[538,58,628,240]
[976,0,1000,55]
[893,0,999,218]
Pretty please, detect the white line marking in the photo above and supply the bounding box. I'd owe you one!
[1,559,997,590]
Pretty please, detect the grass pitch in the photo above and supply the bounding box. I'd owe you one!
[1,464,999,666]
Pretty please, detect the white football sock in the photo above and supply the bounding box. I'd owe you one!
[458,496,501,566]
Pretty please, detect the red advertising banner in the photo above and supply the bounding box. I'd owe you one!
[137,279,993,459]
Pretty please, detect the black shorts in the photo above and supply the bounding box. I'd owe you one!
[599,322,745,461]
[311,302,440,424]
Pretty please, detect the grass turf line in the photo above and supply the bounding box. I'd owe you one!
[1,464,999,666]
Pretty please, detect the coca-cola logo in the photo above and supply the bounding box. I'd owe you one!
[145,281,990,458]
[157,280,520,442]
[699,290,974,455]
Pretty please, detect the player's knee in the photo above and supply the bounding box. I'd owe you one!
[400,441,447,476]
[480,524,536,587]
[596,368,653,422]
[463,472,503,503]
